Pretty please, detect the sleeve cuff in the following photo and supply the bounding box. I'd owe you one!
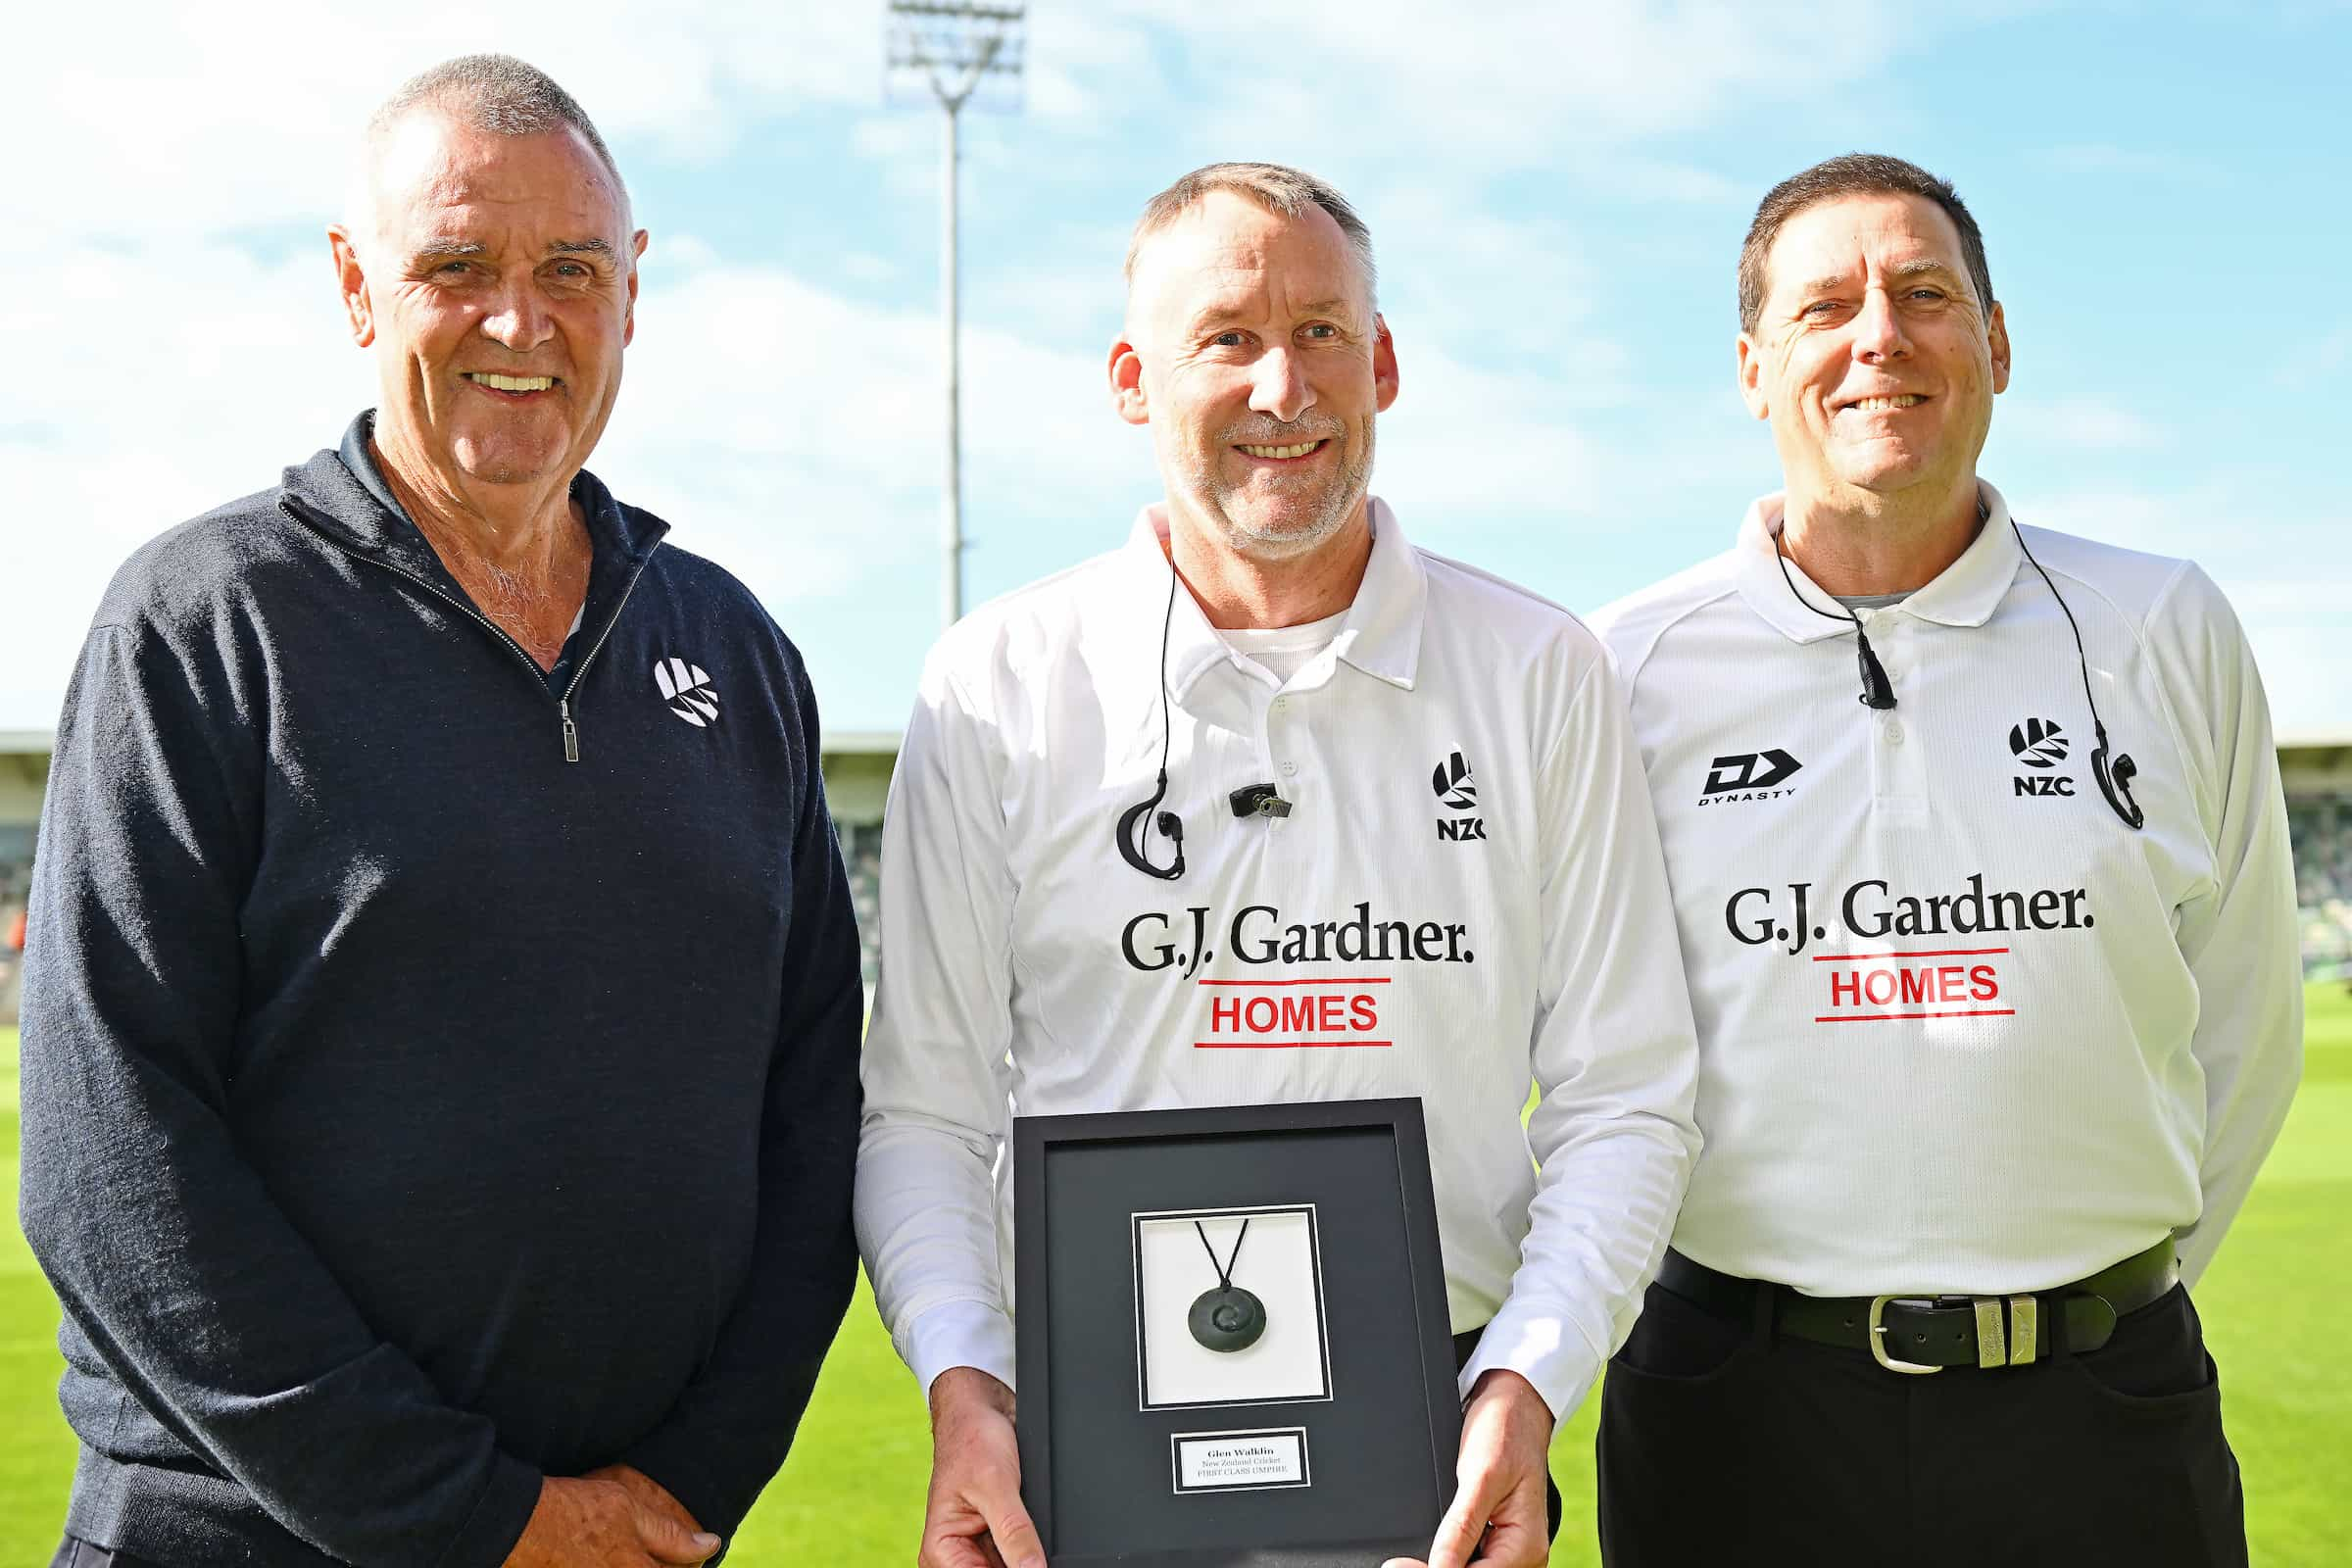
[429,1453,543,1568]
[905,1299,1019,1396]
[1455,1304,1606,1442]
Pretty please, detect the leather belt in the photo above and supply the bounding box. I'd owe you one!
[1655,1237,2179,1373]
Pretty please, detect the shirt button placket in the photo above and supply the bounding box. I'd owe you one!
[1872,617,1928,811]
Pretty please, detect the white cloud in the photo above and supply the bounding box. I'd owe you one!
[8,2,888,247]
[2008,398,2161,451]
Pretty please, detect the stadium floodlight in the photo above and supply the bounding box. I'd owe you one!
[886,0,1028,629]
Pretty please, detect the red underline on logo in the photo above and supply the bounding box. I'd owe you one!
[1814,1009,2018,1023]
[1196,977,1393,986]
[1194,1040,1395,1049]
[1810,948,2010,962]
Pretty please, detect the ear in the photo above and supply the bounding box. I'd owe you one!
[623,228,650,347]
[1986,299,2011,395]
[1736,331,1768,420]
[1108,335,1149,426]
[328,225,373,349]
[1371,313,1399,413]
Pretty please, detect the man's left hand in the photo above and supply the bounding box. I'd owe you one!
[1383,1369,1554,1568]
[585,1466,707,1544]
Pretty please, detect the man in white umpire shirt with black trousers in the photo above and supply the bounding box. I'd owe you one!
[857,164,1702,1568]
[1590,153,2301,1566]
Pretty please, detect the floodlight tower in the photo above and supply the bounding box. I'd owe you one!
[886,0,1027,629]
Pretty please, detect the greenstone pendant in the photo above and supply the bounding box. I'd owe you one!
[1188,1284,1267,1351]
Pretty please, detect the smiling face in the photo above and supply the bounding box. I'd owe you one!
[330,110,646,496]
[1739,191,2009,510]
[1110,189,1398,561]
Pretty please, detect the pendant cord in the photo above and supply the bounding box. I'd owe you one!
[1194,1217,1250,1289]
[1773,529,1897,710]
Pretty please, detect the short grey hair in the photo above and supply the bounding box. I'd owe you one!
[362,53,628,219]
[1125,162,1377,307]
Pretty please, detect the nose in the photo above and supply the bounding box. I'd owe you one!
[479,277,555,353]
[1850,286,1911,365]
[1248,345,1313,424]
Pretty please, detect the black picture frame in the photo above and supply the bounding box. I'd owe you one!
[1013,1098,1463,1568]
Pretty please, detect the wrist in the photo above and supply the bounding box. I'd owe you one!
[1467,1366,1552,1423]
[930,1364,1017,1426]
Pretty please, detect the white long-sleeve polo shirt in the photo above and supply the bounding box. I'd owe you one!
[1591,481,2302,1297]
[856,498,1701,1427]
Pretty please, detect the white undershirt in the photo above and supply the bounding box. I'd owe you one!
[1216,611,1347,684]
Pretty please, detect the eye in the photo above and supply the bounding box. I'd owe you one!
[1301,323,1339,340]
[1210,329,1250,349]
[435,260,473,276]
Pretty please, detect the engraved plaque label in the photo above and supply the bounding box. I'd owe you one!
[1172,1428,1311,1494]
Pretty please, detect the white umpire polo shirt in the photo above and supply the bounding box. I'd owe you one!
[857,497,1702,1425]
[1592,481,2302,1298]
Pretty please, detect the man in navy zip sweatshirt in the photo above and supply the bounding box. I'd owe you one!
[18,55,861,1568]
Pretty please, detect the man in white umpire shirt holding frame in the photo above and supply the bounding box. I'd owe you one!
[1590,153,2301,1565]
[857,164,1702,1568]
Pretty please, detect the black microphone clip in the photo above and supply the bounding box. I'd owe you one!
[1853,630,1897,710]
[1229,783,1294,819]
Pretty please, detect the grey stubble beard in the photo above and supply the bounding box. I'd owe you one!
[1184,416,1377,563]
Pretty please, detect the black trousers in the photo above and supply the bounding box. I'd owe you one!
[1453,1327,1565,1544]
[1596,1273,2246,1566]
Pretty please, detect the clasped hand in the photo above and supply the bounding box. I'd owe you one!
[504,1464,719,1568]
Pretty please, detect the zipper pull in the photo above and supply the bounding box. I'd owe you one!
[560,700,580,763]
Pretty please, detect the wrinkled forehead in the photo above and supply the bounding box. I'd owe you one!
[1762,191,1971,299]
[1127,192,1370,329]
[367,111,629,251]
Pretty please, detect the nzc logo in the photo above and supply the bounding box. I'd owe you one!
[2009,718,2069,767]
[1431,752,1486,841]
[1431,752,1477,810]
[655,658,720,728]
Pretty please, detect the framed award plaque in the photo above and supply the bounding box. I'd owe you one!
[1013,1099,1462,1567]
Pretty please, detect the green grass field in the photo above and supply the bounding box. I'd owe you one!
[6,991,2350,1564]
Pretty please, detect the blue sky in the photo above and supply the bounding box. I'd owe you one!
[5,1,2348,738]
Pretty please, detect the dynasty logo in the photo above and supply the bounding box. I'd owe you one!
[1699,749,1801,806]
[1727,874,2094,1024]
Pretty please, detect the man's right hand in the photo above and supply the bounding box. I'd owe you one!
[922,1366,1045,1568]
[505,1476,721,1567]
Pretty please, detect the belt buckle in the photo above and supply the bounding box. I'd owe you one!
[1867,1296,1942,1374]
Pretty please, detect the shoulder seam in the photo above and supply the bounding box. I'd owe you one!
[1413,547,1577,619]
[1616,577,1741,710]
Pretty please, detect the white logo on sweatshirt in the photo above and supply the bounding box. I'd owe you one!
[655,657,719,728]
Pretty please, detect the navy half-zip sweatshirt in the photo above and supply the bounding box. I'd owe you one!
[18,414,862,1567]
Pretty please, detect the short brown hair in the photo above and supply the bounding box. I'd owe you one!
[1125,162,1377,305]
[1738,153,1992,333]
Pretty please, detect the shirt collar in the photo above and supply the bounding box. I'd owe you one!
[1119,495,1427,700]
[1731,478,2023,644]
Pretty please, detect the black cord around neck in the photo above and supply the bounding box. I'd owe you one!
[1114,563,1187,879]
[2010,518,2144,830]
[1774,531,1897,710]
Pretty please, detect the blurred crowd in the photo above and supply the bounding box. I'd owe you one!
[2291,797,2352,977]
